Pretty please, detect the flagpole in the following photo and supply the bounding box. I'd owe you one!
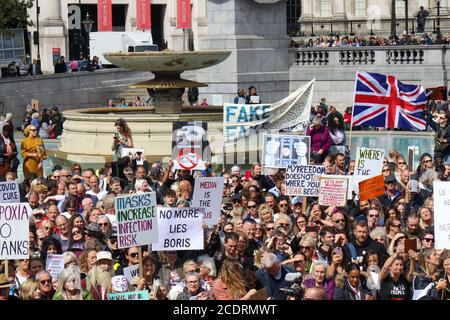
[349,72,359,154]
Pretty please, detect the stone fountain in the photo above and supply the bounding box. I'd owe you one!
[48,50,230,167]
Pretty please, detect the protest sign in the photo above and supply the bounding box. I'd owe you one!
[46,254,64,280]
[318,177,348,207]
[354,147,385,178]
[124,264,139,284]
[152,207,204,251]
[115,192,158,249]
[285,165,325,196]
[358,175,385,202]
[0,180,20,203]
[0,203,31,259]
[107,290,150,300]
[172,121,210,170]
[31,99,39,110]
[192,177,224,226]
[121,148,145,165]
[262,134,310,168]
[433,181,450,249]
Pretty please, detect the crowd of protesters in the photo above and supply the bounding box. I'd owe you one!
[1,98,450,301]
[291,33,450,49]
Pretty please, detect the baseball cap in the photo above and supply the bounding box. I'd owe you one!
[384,175,397,184]
[231,165,241,173]
[291,196,303,206]
[96,251,113,262]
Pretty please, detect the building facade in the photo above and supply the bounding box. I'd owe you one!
[27,0,209,73]
[299,0,450,37]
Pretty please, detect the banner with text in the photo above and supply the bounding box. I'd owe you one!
[0,180,20,203]
[262,134,310,168]
[152,207,204,251]
[172,121,209,171]
[98,0,112,31]
[354,147,385,178]
[176,0,191,29]
[108,290,150,300]
[136,0,151,30]
[46,254,64,280]
[285,165,325,196]
[115,192,158,249]
[192,177,224,226]
[434,181,450,249]
[359,175,385,202]
[0,203,30,259]
[124,265,139,284]
[318,177,349,207]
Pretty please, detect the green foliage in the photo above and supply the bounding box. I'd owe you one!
[0,0,34,29]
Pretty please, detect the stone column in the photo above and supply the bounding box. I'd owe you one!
[197,0,290,105]
[301,0,314,19]
[333,0,346,18]
[128,0,137,32]
[40,0,67,73]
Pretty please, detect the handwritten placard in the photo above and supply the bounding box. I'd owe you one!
[285,165,325,196]
[358,175,385,202]
[318,177,348,207]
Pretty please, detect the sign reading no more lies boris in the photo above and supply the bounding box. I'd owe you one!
[115,192,158,249]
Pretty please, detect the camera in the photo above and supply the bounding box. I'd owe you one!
[279,273,304,300]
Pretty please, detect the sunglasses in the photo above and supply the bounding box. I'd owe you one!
[334,219,345,223]
[279,203,288,207]
[190,268,201,273]
[129,253,139,258]
[398,161,406,165]
[279,223,290,227]
[98,223,109,227]
[423,159,433,163]
[265,227,274,231]
[232,200,241,203]
[30,129,37,132]
[72,230,80,235]
[248,205,257,209]
[383,169,390,172]
[423,238,435,242]
[40,279,52,285]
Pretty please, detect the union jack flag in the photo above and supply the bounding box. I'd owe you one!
[352,71,427,130]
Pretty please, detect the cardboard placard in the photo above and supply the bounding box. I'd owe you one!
[192,177,224,226]
[318,177,348,207]
[31,99,39,110]
[354,147,385,178]
[115,192,158,249]
[107,290,149,300]
[433,181,450,249]
[358,175,385,202]
[123,264,139,284]
[0,203,31,259]
[152,207,204,251]
[0,180,20,203]
[285,165,325,196]
[46,254,64,280]
[262,134,310,168]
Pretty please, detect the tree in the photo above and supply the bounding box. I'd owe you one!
[0,0,34,29]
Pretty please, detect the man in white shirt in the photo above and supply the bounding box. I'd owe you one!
[86,175,107,200]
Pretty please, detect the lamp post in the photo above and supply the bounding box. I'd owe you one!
[391,0,397,36]
[405,0,409,36]
[81,13,94,59]
[78,0,82,60]
[437,0,441,36]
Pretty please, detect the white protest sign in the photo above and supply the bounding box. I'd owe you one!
[152,207,204,251]
[121,148,145,165]
[262,134,310,168]
[285,165,325,196]
[0,203,31,259]
[46,254,64,280]
[124,265,139,284]
[192,177,224,226]
[434,181,450,249]
[0,180,20,203]
[354,147,385,178]
[318,177,349,207]
[115,192,158,249]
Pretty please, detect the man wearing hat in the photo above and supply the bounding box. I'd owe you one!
[378,175,400,210]
[0,274,18,301]
[231,165,241,176]
[82,251,115,300]
[86,223,109,251]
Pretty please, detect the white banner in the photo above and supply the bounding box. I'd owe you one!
[192,177,224,226]
[0,180,20,203]
[115,192,158,249]
[152,207,204,251]
[434,181,450,249]
[262,134,310,168]
[0,203,31,259]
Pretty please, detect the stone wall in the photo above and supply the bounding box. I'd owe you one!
[0,69,151,118]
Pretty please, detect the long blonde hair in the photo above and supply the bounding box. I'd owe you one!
[217,259,247,300]
[19,278,40,300]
